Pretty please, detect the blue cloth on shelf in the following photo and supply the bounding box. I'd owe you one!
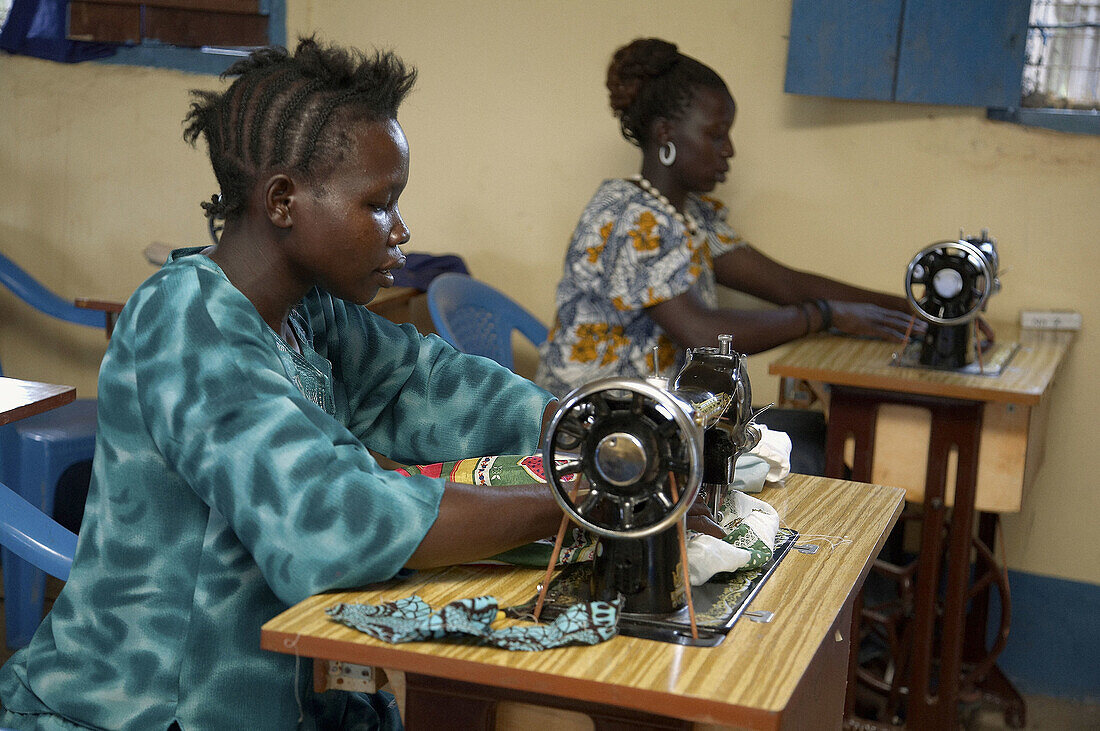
[392,253,469,291]
[0,0,116,63]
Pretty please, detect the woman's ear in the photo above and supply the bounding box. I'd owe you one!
[651,117,673,146]
[264,174,295,229]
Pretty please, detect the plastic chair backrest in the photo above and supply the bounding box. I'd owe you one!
[0,481,77,581]
[426,273,548,371]
[0,251,104,329]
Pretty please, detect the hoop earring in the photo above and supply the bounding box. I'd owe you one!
[659,141,677,166]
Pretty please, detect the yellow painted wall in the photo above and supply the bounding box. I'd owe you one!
[1,1,1097,584]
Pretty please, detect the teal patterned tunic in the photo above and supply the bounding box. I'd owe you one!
[0,249,553,730]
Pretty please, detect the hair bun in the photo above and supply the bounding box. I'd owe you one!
[607,37,680,113]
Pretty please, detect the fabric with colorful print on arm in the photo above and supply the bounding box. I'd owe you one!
[397,453,778,585]
[536,178,745,399]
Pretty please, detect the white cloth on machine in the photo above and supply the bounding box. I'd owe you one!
[749,423,792,483]
[731,424,792,493]
[687,490,781,586]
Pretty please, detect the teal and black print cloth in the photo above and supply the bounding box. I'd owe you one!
[327,595,619,650]
[0,248,553,730]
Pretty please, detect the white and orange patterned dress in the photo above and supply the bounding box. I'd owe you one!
[536,178,745,397]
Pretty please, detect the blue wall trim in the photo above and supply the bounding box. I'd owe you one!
[990,570,1100,702]
[988,107,1100,136]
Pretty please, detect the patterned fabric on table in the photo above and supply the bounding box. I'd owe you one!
[397,454,779,584]
[327,595,619,650]
[688,489,781,586]
[535,178,746,398]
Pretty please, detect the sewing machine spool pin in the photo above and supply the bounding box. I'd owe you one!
[672,335,759,520]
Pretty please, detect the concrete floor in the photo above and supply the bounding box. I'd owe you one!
[1,575,1098,728]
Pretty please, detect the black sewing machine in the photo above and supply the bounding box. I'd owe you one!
[901,230,1006,372]
[522,335,796,646]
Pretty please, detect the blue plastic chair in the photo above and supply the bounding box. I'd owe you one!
[0,480,76,651]
[0,481,76,584]
[0,250,102,648]
[426,273,548,371]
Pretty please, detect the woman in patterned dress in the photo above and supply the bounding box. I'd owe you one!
[537,38,916,398]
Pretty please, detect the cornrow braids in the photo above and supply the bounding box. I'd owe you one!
[270,78,325,166]
[606,37,731,147]
[246,66,300,168]
[182,36,417,221]
[299,90,361,170]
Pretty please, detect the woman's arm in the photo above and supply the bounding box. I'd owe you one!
[407,471,726,568]
[648,246,915,353]
[714,245,911,312]
[648,288,818,354]
[405,482,562,568]
[646,246,915,353]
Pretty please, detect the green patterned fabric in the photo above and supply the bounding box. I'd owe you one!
[0,249,553,730]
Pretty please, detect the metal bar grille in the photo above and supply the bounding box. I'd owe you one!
[1024,0,1100,108]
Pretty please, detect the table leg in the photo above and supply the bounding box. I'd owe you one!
[909,397,982,729]
[963,512,1027,728]
[827,387,1005,729]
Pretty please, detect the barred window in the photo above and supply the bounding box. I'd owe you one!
[1023,0,1100,110]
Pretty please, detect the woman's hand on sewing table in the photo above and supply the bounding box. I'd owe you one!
[828,300,920,342]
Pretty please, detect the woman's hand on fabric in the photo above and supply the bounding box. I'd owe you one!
[828,301,916,342]
[686,497,726,538]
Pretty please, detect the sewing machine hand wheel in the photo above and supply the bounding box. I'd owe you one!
[904,239,994,326]
[542,378,703,540]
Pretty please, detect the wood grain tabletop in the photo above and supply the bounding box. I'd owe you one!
[262,474,904,728]
[768,325,1074,405]
[0,377,76,426]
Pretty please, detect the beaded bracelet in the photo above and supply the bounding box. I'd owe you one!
[812,299,833,331]
[797,302,813,335]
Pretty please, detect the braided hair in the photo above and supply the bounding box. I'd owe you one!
[606,38,731,147]
[183,36,417,221]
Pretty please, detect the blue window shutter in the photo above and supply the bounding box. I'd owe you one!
[785,0,904,101]
[895,0,1031,107]
[785,0,1031,108]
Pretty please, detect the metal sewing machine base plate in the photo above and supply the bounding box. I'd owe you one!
[506,528,798,647]
[891,340,1019,377]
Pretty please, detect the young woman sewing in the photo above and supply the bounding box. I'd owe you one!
[0,37,573,730]
[536,37,917,399]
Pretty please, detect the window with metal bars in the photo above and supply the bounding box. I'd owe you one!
[1023,0,1100,110]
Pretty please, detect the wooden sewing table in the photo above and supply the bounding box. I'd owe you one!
[262,475,903,730]
[0,377,76,426]
[768,326,1074,729]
